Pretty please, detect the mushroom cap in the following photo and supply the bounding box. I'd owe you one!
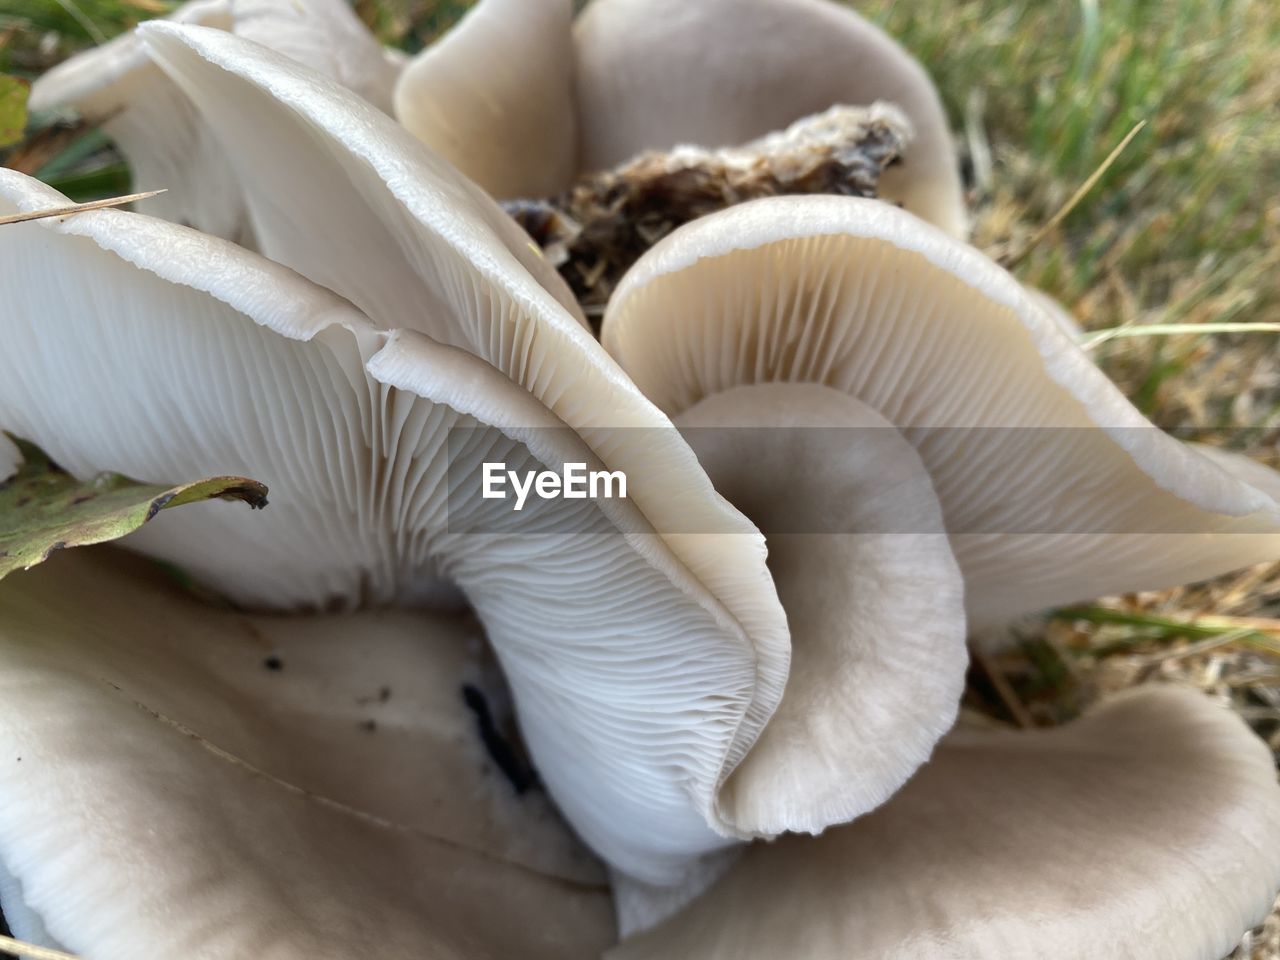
[0,546,614,959]
[393,0,578,199]
[602,195,1280,631]
[0,168,778,883]
[138,20,589,333]
[1026,287,1085,338]
[28,0,245,241]
[609,686,1280,960]
[28,0,402,243]
[230,0,403,113]
[573,0,966,235]
[31,0,399,112]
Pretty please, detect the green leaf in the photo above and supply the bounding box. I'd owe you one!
[0,435,268,581]
[0,75,29,149]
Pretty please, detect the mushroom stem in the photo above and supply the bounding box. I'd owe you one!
[675,382,968,837]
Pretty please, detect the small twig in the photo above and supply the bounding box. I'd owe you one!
[0,935,82,960]
[1003,120,1147,269]
[3,121,92,177]
[0,190,166,226]
[973,649,1036,728]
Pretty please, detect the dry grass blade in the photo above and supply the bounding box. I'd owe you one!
[973,648,1036,728]
[1139,628,1258,665]
[49,0,108,44]
[1080,322,1280,350]
[0,189,166,226]
[1055,606,1280,658]
[1002,120,1147,269]
[0,935,82,960]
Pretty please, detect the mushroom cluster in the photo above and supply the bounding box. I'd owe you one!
[3,1,1279,958]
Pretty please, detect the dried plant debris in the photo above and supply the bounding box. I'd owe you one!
[969,564,1280,747]
[0,435,267,580]
[508,103,911,322]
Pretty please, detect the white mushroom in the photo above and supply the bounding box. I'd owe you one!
[0,149,793,890]
[599,194,1280,864]
[39,0,965,236]
[610,686,1280,960]
[29,0,402,243]
[137,23,811,843]
[0,546,614,958]
[574,0,965,235]
[393,0,578,200]
[392,0,965,233]
[603,196,1280,633]
[135,29,910,878]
